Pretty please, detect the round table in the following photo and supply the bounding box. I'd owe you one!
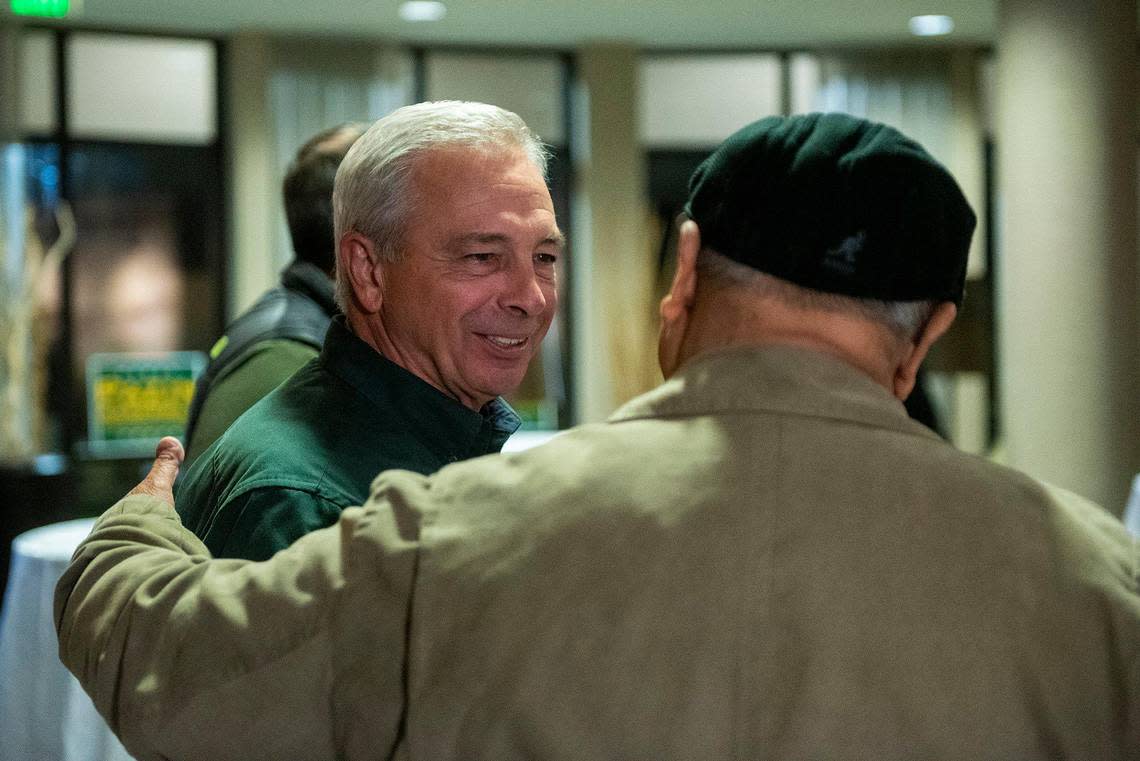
[502,429,560,453]
[0,518,134,761]
[1125,473,1140,538]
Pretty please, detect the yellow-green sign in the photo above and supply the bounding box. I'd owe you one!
[86,352,205,455]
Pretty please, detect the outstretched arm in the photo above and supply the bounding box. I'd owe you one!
[54,437,415,761]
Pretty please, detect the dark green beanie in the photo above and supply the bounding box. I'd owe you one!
[684,112,976,304]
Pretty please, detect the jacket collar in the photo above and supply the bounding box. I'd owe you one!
[320,316,520,457]
[281,259,338,317]
[610,344,940,442]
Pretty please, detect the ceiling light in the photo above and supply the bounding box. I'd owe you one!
[400,1,447,22]
[909,15,954,36]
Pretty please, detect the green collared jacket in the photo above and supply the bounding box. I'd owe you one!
[175,316,519,560]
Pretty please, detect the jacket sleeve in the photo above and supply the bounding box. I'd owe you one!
[54,487,420,761]
[208,486,347,561]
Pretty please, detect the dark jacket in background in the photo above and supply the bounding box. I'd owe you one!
[183,259,337,464]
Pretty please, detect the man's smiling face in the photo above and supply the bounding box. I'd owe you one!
[371,146,562,410]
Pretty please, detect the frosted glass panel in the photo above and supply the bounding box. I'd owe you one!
[20,31,57,135]
[67,34,216,144]
[786,53,953,161]
[269,46,415,272]
[640,55,782,147]
[425,53,564,144]
[788,53,821,116]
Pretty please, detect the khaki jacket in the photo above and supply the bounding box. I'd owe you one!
[56,346,1140,760]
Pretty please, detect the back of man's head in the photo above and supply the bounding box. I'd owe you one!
[662,113,977,398]
[331,101,549,312]
[282,123,365,275]
[693,252,939,344]
[686,112,975,307]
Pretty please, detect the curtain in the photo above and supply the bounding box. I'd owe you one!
[267,44,413,271]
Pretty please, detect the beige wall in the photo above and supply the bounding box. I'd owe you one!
[225,33,277,318]
[996,0,1139,510]
[571,44,656,423]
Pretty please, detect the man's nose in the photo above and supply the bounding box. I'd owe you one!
[501,261,548,317]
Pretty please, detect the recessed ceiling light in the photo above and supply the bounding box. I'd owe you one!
[909,15,954,36]
[400,1,447,22]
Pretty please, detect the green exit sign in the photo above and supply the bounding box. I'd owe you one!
[11,0,69,18]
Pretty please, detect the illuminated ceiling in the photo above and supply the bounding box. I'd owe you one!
[31,0,997,48]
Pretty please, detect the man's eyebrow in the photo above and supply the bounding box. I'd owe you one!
[450,230,566,249]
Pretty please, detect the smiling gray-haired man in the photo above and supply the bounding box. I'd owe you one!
[58,113,1138,760]
[174,101,563,561]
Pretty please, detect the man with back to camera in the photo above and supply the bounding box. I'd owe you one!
[183,123,363,465]
[57,113,1138,759]
[174,101,562,560]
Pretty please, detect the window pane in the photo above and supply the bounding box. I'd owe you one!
[20,30,57,136]
[65,143,224,445]
[425,53,565,145]
[269,46,414,272]
[67,34,217,144]
[0,142,65,459]
[640,55,783,148]
[786,52,953,159]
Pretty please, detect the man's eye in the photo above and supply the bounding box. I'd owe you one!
[466,253,495,263]
[535,252,558,266]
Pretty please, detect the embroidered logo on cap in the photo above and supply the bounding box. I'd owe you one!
[822,230,866,275]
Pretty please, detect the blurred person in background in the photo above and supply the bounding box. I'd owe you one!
[174,101,561,561]
[57,113,1138,759]
[183,123,364,464]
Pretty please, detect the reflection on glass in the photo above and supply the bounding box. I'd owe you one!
[0,143,68,460]
[71,196,185,362]
[65,143,224,450]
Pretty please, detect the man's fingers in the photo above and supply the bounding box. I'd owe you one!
[127,436,185,507]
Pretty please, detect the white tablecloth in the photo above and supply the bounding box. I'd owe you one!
[0,519,134,761]
[501,429,560,453]
[1125,474,1140,539]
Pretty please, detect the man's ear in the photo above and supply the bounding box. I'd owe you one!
[893,301,957,400]
[339,232,383,314]
[657,219,701,379]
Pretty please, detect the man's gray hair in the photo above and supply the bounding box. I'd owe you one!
[697,248,937,342]
[332,101,549,311]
